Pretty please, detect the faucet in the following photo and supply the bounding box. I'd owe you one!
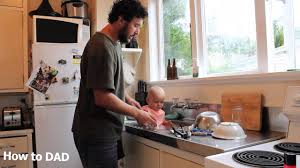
[182,98,191,111]
[170,98,179,112]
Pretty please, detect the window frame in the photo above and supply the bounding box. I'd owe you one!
[147,0,300,83]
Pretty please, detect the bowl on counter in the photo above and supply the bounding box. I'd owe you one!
[194,111,221,131]
[212,122,247,140]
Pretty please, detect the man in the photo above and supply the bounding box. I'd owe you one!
[72,0,156,167]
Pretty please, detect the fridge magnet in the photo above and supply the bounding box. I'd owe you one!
[26,61,58,94]
[72,55,82,64]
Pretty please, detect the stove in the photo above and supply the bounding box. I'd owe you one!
[205,86,300,168]
[232,150,284,167]
[274,142,300,155]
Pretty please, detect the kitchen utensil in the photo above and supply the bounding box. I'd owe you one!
[171,127,189,139]
[212,122,247,140]
[194,111,221,131]
[29,0,61,17]
[221,93,262,131]
[135,80,147,106]
[191,127,213,136]
[61,0,88,19]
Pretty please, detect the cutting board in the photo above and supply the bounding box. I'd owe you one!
[221,93,262,131]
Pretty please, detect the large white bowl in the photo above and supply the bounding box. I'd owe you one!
[212,122,247,140]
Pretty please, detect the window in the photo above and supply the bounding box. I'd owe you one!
[162,0,192,77]
[294,0,300,68]
[149,0,300,81]
[203,0,257,75]
[266,0,300,72]
[266,0,289,72]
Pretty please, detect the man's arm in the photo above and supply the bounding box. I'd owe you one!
[93,89,156,126]
[125,91,141,109]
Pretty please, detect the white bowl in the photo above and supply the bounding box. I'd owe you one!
[212,122,247,140]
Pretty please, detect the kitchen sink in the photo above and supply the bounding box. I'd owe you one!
[170,119,194,127]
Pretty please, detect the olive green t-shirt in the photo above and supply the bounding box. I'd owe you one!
[72,32,124,141]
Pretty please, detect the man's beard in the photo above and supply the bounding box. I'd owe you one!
[118,23,130,43]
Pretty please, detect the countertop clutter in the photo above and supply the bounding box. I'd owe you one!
[124,121,285,157]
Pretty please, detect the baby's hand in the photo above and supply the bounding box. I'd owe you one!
[162,120,173,128]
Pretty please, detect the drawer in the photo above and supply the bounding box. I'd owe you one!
[0,0,23,8]
[0,137,27,156]
[0,157,28,168]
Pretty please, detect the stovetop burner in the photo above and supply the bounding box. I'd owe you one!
[274,142,300,155]
[232,150,284,168]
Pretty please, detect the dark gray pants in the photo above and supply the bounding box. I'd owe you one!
[73,134,119,168]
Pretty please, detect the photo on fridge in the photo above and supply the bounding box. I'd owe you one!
[26,61,58,94]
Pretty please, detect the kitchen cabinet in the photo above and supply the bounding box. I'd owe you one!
[0,129,33,168]
[124,136,159,168]
[123,132,204,168]
[0,0,23,8]
[0,0,28,92]
[160,151,203,168]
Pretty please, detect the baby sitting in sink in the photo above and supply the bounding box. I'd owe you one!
[142,86,172,129]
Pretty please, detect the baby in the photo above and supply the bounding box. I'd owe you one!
[141,86,172,129]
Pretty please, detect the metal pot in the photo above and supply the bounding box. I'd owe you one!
[61,0,88,19]
[195,111,221,131]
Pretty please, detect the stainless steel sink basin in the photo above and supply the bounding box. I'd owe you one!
[170,119,194,127]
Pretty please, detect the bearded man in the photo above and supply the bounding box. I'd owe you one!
[72,0,156,167]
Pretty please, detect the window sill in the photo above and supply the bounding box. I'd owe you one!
[148,71,300,86]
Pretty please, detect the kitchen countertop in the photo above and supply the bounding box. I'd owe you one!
[0,129,33,138]
[125,121,286,157]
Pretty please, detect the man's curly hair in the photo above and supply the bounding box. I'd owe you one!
[108,0,148,23]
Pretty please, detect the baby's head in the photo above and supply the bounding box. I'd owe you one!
[146,86,165,111]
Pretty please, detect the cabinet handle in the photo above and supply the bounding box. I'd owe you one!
[1,165,17,168]
[0,145,15,150]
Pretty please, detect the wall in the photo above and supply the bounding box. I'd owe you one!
[89,0,112,34]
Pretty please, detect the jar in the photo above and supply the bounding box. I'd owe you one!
[231,104,243,125]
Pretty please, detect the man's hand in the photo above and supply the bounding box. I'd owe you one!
[126,95,142,109]
[134,109,157,128]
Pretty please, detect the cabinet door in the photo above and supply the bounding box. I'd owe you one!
[141,144,159,168]
[124,139,159,168]
[0,158,28,168]
[0,136,28,156]
[0,7,24,90]
[0,0,23,8]
[160,151,203,168]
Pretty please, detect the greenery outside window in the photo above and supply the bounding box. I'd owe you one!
[149,0,300,81]
[203,0,257,75]
[162,0,192,77]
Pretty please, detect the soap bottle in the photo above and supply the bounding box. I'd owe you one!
[172,58,178,79]
[167,59,172,80]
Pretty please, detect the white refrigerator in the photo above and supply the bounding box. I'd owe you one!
[32,43,85,168]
